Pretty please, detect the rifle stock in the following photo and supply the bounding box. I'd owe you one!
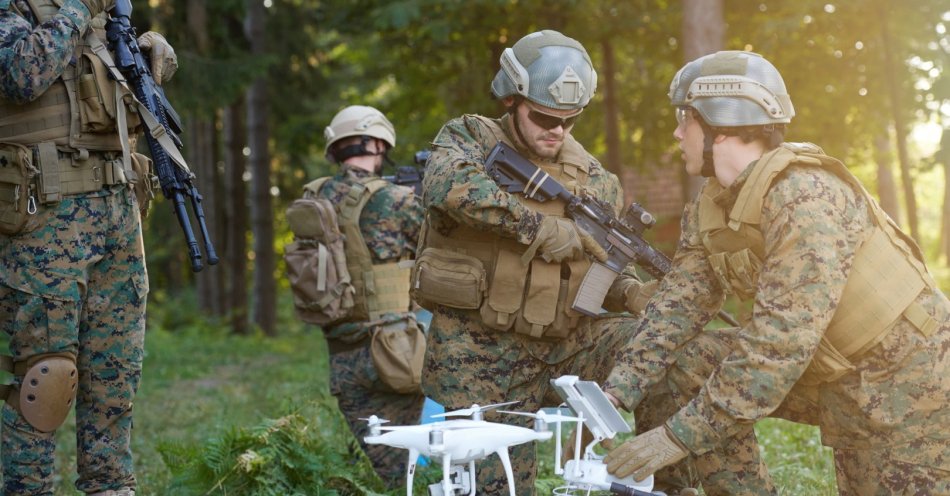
[106,0,217,272]
[485,142,739,326]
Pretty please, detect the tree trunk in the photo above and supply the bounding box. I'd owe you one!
[601,39,621,176]
[245,0,276,336]
[224,101,249,335]
[189,116,222,314]
[680,0,724,202]
[874,132,901,222]
[880,15,919,242]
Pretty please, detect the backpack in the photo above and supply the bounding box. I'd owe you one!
[284,176,395,326]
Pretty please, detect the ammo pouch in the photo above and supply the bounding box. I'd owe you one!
[410,247,486,311]
[129,152,156,216]
[707,248,761,301]
[370,318,426,394]
[76,38,140,134]
[0,142,39,235]
[479,250,585,340]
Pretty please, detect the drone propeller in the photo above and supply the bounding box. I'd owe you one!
[431,400,522,420]
[359,415,390,426]
[498,410,583,424]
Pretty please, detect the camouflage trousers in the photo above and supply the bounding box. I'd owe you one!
[0,188,147,495]
[664,325,950,496]
[423,310,779,496]
[329,339,424,488]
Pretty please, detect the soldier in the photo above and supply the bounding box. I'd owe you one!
[603,50,950,495]
[0,0,177,495]
[415,30,670,495]
[290,105,425,487]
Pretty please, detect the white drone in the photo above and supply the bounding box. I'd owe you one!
[362,401,553,496]
[363,376,655,496]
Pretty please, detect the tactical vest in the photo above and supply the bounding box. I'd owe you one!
[698,143,938,383]
[304,176,412,321]
[417,115,593,340]
[0,0,141,201]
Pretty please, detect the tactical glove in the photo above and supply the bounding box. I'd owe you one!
[624,279,659,314]
[137,31,178,84]
[604,424,689,481]
[523,216,608,265]
[79,0,115,18]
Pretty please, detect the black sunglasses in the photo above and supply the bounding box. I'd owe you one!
[526,108,581,130]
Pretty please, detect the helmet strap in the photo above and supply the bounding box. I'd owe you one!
[699,122,717,178]
[333,136,390,165]
[507,99,535,157]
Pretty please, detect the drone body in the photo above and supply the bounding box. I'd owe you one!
[363,403,551,496]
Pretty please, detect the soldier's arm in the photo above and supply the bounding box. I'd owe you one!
[665,168,858,455]
[0,0,92,103]
[603,198,727,411]
[423,116,544,245]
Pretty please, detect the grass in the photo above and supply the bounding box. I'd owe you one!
[0,288,836,495]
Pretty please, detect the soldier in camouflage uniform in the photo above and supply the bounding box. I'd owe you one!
[302,105,425,487]
[415,30,682,495]
[0,1,177,494]
[603,51,950,496]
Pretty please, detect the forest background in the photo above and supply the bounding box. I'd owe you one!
[7,0,950,494]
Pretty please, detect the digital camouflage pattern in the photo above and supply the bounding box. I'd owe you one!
[0,3,147,494]
[0,189,147,494]
[605,161,950,494]
[0,0,92,104]
[313,165,425,485]
[420,115,749,495]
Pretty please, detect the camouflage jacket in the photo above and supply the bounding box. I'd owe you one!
[605,155,950,452]
[0,0,92,104]
[423,114,639,363]
[315,165,424,340]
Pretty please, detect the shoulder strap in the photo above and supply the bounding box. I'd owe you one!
[302,176,330,199]
[25,0,62,23]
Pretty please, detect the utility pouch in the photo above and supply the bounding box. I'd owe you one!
[411,247,486,311]
[515,259,560,338]
[77,52,118,133]
[370,318,426,394]
[708,248,761,300]
[129,152,156,217]
[798,336,856,386]
[0,142,40,235]
[480,249,528,331]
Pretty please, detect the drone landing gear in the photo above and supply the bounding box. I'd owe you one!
[427,461,475,496]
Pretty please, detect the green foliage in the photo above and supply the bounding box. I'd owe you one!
[160,403,388,495]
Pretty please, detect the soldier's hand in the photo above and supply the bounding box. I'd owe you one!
[624,279,659,314]
[137,32,178,84]
[79,0,115,18]
[524,217,607,264]
[604,424,689,481]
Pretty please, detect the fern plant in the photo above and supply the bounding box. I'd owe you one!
[160,398,388,495]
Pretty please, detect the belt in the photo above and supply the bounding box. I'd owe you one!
[34,142,130,203]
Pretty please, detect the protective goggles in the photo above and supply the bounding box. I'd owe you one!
[526,107,582,130]
[675,107,697,126]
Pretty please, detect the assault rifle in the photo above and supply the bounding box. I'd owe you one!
[484,141,739,326]
[383,150,430,195]
[106,0,218,272]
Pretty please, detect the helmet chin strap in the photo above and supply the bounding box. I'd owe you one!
[334,136,393,174]
[699,123,717,178]
[507,102,534,157]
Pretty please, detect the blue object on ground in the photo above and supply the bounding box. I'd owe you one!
[416,397,445,467]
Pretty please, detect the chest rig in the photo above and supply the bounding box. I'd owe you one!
[420,115,594,340]
[0,0,142,202]
[698,144,938,383]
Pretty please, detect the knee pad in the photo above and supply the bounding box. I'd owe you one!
[19,353,78,432]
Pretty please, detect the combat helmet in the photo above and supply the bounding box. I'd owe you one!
[491,30,597,111]
[324,105,396,163]
[668,51,794,127]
